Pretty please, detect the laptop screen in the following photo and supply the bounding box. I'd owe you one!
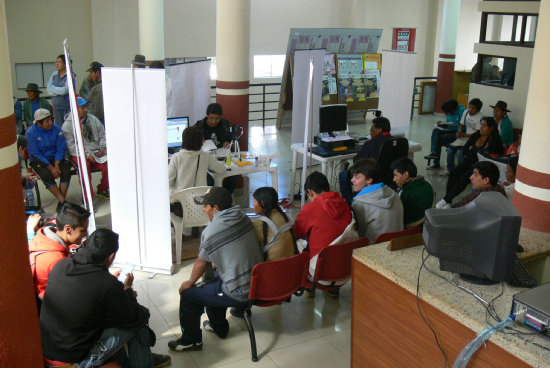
[167,117,189,148]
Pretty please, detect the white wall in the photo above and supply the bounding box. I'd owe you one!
[455,0,481,71]
[6,0,93,98]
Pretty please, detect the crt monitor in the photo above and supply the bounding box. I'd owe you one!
[319,104,347,137]
[167,117,189,148]
[422,191,521,284]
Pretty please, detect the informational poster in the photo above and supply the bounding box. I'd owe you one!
[391,28,417,52]
[337,54,366,102]
[363,54,382,97]
[287,29,382,55]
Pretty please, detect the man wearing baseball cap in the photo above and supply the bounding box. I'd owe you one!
[168,187,262,352]
[62,97,109,198]
[87,61,104,124]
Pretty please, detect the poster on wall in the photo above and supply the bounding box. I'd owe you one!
[391,28,416,52]
[287,29,382,55]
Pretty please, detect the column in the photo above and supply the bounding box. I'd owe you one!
[216,0,250,150]
[434,0,460,112]
[0,1,44,366]
[138,0,164,61]
[512,0,550,233]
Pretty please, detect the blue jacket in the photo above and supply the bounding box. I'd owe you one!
[25,123,67,166]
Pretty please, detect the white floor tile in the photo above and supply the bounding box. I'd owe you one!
[267,337,349,368]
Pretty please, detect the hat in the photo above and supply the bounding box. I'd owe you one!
[86,61,103,72]
[132,54,146,66]
[33,108,51,124]
[490,100,511,113]
[193,187,233,210]
[25,83,42,94]
[77,97,89,107]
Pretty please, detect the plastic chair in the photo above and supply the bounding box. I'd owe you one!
[374,224,422,244]
[242,252,309,362]
[169,186,212,264]
[376,137,409,189]
[305,237,370,292]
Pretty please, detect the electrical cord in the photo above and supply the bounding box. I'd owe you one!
[417,248,448,368]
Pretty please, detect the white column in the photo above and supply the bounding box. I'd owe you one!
[138,0,164,60]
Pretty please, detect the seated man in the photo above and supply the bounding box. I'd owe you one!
[451,161,507,208]
[350,158,403,241]
[62,97,109,198]
[503,157,518,200]
[339,116,393,204]
[195,103,231,149]
[424,99,465,169]
[23,83,52,131]
[294,172,357,280]
[40,229,171,368]
[169,187,262,352]
[391,158,434,227]
[29,202,90,300]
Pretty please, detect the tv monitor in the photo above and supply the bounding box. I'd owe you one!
[167,117,189,148]
[319,104,347,137]
[422,192,521,284]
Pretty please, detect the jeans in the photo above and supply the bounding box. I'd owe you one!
[53,108,70,126]
[446,146,464,172]
[75,327,153,368]
[179,276,248,343]
[430,129,457,166]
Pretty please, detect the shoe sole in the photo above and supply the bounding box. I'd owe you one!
[154,359,172,368]
[168,342,202,352]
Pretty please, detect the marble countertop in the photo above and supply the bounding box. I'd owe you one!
[518,227,550,262]
[353,243,550,368]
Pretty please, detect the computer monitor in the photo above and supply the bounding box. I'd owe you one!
[319,104,347,137]
[422,192,521,285]
[167,117,189,148]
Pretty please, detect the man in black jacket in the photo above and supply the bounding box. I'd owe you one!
[195,103,231,149]
[40,229,171,368]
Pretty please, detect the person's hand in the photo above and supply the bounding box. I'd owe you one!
[179,280,194,294]
[456,132,462,139]
[27,213,42,234]
[123,273,134,290]
[111,269,121,278]
[133,290,138,298]
[48,165,60,179]
[223,141,230,149]
[87,154,97,164]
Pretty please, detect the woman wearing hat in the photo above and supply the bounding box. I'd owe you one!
[25,108,71,212]
[23,83,51,129]
[491,100,514,147]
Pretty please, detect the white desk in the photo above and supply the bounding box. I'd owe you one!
[211,160,278,192]
[289,140,422,195]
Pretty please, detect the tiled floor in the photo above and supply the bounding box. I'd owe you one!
[33,111,475,367]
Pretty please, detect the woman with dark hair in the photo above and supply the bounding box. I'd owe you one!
[168,126,227,195]
[436,117,503,207]
[47,54,71,125]
[251,187,296,261]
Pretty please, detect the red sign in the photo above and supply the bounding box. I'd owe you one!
[391,28,416,52]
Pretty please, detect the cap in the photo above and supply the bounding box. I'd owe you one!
[193,187,233,210]
[33,108,51,124]
[77,97,89,107]
[86,61,103,72]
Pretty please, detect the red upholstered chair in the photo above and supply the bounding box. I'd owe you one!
[374,224,422,244]
[242,252,309,362]
[44,358,121,367]
[305,237,370,292]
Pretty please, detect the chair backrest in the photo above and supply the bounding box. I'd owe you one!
[311,237,370,284]
[374,224,421,244]
[248,252,309,305]
[376,137,409,189]
[170,186,212,227]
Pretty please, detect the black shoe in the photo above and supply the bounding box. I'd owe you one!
[152,353,171,367]
[56,202,65,213]
[167,336,202,352]
[229,307,244,318]
[203,320,227,339]
[426,164,441,170]
[424,152,437,159]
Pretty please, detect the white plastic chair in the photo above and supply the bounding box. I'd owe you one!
[170,186,212,264]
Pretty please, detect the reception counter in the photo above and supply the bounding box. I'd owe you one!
[351,242,550,367]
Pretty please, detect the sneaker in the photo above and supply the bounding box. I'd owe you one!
[96,189,110,199]
[435,199,450,209]
[167,336,202,352]
[229,308,244,318]
[424,152,437,159]
[426,164,441,170]
[152,353,171,368]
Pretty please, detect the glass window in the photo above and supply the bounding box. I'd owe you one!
[472,55,516,88]
[482,13,537,46]
[254,55,286,78]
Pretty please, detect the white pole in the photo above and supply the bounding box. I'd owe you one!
[300,60,314,207]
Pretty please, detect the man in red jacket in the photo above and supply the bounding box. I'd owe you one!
[293,172,355,290]
[29,202,90,299]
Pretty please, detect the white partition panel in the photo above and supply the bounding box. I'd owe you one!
[378,50,417,137]
[102,67,173,275]
[167,60,211,123]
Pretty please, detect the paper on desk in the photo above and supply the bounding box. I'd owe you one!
[201,140,217,152]
[321,135,353,142]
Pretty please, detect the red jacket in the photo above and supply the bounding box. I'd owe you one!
[29,227,70,299]
[293,191,352,258]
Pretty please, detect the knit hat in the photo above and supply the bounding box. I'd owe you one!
[194,187,233,210]
[33,108,51,124]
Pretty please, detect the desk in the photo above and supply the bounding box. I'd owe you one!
[351,243,550,367]
[289,140,422,194]
[211,161,278,192]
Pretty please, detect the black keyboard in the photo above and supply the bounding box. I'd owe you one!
[509,257,538,288]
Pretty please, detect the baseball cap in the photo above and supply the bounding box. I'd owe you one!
[33,108,51,124]
[193,187,233,210]
[86,61,103,72]
[77,97,89,107]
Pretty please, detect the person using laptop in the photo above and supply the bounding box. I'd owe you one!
[195,103,231,149]
[62,97,109,199]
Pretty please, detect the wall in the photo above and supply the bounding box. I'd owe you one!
[5,0,93,98]
[454,0,481,71]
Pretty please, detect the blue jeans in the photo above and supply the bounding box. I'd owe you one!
[53,108,70,126]
[430,129,457,166]
[75,327,153,368]
[179,276,248,343]
[446,146,464,172]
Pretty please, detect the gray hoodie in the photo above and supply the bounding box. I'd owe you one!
[352,185,404,243]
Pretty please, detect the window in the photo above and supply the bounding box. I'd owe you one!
[472,55,516,88]
[15,62,56,89]
[481,13,538,47]
[253,55,286,78]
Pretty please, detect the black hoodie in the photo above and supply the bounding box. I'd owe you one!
[40,247,150,363]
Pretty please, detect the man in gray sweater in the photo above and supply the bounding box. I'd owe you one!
[169,187,262,352]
